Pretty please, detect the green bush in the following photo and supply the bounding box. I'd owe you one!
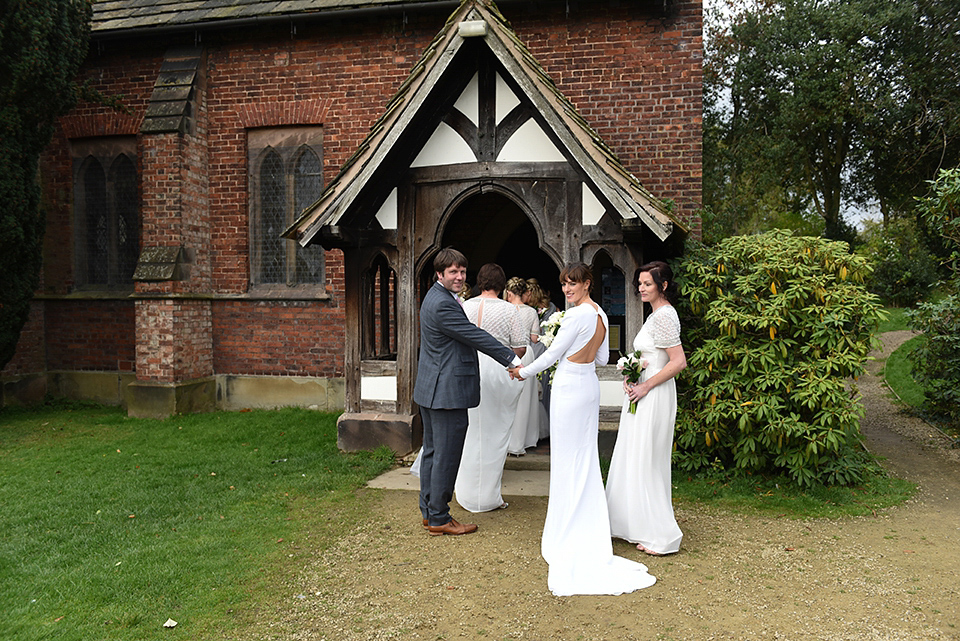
[858,218,938,307]
[907,168,960,431]
[674,230,886,487]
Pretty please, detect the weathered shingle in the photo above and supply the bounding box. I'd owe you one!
[92,0,452,33]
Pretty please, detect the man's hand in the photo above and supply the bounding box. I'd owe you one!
[507,366,524,381]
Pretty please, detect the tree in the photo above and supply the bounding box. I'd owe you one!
[0,0,92,369]
[703,0,960,242]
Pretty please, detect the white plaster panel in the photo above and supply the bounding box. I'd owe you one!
[411,121,477,167]
[495,72,520,125]
[361,376,397,401]
[496,119,565,162]
[582,184,605,225]
[454,72,480,126]
[375,187,398,230]
[600,380,624,407]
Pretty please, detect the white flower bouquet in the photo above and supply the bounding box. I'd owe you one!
[616,351,647,413]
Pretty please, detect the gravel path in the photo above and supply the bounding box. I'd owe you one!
[254,332,960,641]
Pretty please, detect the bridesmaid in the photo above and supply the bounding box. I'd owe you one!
[605,261,687,556]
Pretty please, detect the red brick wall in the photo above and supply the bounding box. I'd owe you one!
[45,300,136,372]
[1,303,46,377]
[31,1,701,384]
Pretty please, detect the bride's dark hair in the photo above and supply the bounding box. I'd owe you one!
[638,261,679,305]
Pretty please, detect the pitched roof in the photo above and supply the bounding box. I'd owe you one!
[285,0,684,246]
[91,0,455,34]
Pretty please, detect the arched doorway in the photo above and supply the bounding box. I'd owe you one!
[437,191,560,304]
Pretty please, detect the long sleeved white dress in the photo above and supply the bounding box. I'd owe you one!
[518,302,656,596]
[454,296,526,512]
[507,303,542,455]
[605,305,683,554]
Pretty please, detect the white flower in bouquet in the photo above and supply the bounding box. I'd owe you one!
[617,350,648,413]
[540,310,564,347]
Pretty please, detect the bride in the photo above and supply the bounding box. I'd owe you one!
[511,262,656,596]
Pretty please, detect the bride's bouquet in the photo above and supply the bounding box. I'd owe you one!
[539,310,564,382]
[616,351,647,414]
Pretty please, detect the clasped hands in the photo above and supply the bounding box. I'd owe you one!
[507,366,525,381]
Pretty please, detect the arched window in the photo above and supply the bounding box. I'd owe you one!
[363,254,397,360]
[258,150,286,284]
[593,251,626,360]
[110,154,140,283]
[248,128,325,289]
[294,148,325,284]
[73,138,140,289]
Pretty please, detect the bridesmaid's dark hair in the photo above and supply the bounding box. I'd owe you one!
[476,263,507,294]
[559,262,594,291]
[638,261,679,305]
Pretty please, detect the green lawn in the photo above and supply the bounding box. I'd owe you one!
[884,335,927,409]
[0,402,392,641]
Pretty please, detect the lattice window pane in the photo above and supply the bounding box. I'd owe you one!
[294,148,324,284]
[83,160,109,285]
[111,154,139,283]
[259,150,286,284]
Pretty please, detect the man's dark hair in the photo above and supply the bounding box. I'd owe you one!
[434,247,468,273]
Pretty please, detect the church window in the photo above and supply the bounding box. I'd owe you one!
[72,137,140,289]
[248,128,325,288]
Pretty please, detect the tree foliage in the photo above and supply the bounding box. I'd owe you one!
[0,0,91,369]
[908,168,960,431]
[703,0,960,242]
[857,218,938,307]
[674,230,885,487]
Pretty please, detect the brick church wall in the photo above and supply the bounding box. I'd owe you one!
[9,1,701,399]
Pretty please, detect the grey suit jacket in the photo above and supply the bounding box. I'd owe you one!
[413,280,517,410]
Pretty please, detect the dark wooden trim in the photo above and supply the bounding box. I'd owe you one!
[442,108,478,157]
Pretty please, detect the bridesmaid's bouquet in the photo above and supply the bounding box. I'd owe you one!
[540,310,564,382]
[617,351,647,414]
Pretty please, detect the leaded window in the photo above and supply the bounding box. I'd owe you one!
[248,128,325,288]
[72,137,140,289]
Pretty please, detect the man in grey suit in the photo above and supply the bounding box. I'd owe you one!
[414,248,521,536]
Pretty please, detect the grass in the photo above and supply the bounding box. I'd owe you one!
[671,469,915,519]
[884,334,927,409]
[878,306,911,333]
[0,401,393,641]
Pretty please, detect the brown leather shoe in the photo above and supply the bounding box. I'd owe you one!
[427,518,478,536]
[422,518,428,528]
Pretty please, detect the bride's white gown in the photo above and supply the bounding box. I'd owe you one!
[605,305,683,554]
[518,302,656,596]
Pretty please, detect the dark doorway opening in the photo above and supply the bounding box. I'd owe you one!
[440,191,561,306]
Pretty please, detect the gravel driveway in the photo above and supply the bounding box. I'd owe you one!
[254,331,960,641]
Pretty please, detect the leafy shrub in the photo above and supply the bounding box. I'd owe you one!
[858,218,938,307]
[907,168,960,431]
[674,230,885,487]
[907,296,960,430]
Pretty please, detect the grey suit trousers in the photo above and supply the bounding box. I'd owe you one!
[419,406,469,525]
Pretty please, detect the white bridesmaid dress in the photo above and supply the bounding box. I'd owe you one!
[454,296,526,512]
[605,305,683,555]
[519,302,656,596]
[507,304,542,455]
